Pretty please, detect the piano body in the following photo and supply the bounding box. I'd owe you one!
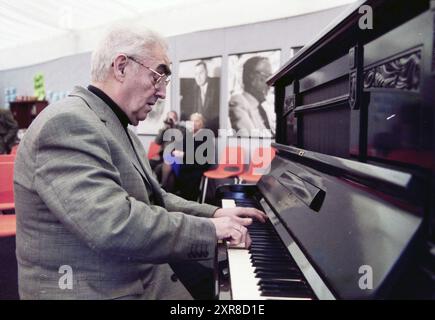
[216,0,435,299]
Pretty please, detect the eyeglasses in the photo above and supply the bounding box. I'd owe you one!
[126,55,171,89]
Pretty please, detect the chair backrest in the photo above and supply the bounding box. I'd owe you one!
[147,141,162,160]
[0,214,16,237]
[0,155,15,163]
[10,145,18,155]
[0,162,14,203]
[248,147,276,175]
[218,146,245,169]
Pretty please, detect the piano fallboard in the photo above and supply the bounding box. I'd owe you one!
[216,146,428,299]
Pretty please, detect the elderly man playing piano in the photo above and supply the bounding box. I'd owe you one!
[13,22,266,300]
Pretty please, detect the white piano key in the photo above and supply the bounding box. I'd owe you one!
[227,248,262,300]
[222,199,236,208]
[222,197,314,300]
[222,199,311,300]
[227,247,312,300]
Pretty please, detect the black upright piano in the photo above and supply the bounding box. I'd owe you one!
[216,0,435,299]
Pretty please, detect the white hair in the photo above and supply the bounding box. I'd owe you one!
[90,22,168,82]
[190,112,205,123]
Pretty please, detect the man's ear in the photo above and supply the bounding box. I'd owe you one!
[113,55,128,81]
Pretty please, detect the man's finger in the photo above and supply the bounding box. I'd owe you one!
[240,208,268,223]
[235,217,253,226]
[244,233,252,249]
[229,228,242,246]
[239,225,247,246]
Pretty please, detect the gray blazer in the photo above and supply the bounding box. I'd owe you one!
[14,86,218,299]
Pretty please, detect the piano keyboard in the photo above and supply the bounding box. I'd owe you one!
[222,197,317,300]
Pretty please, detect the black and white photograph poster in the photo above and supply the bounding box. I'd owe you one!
[228,50,281,137]
[179,57,222,136]
[137,88,170,135]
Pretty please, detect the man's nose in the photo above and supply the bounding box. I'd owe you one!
[155,84,166,99]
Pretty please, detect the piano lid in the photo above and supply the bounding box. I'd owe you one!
[267,0,430,86]
[257,145,424,299]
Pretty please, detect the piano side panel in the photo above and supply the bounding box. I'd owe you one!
[258,155,424,299]
[362,10,435,170]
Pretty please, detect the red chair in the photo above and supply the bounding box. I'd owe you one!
[0,162,15,213]
[0,214,16,237]
[199,146,245,203]
[10,145,18,155]
[147,141,162,160]
[0,154,15,163]
[0,214,18,299]
[238,147,276,183]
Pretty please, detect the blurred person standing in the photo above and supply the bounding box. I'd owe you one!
[0,108,18,154]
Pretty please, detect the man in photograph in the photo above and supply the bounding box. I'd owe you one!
[193,61,220,135]
[181,60,220,136]
[229,56,273,136]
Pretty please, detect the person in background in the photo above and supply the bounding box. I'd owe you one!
[153,110,184,192]
[0,108,18,154]
[174,113,214,201]
[13,22,266,300]
[229,56,273,135]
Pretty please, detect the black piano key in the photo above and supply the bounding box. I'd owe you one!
[251,260,300,271]
[259,282,313,296]
[251,259,294,267]
[249,234,282,240]
[250,248,289,254]
[259,278,308,287]
[259,284,312,296]
[253,261,300,271]
[254,266,299,274]
[250,253,292,260]
[249,236,282,242]
[251,255,292,261]
[250,246,286,251]
[249,248,288,254]
[250,257,296,265]
[250,241,283,246]
[255,271,303,280]
[260,289,313,299]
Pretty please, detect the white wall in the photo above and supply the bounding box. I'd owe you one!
[0,6,347,161]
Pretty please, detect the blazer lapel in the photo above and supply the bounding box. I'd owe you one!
[69,86,151,186]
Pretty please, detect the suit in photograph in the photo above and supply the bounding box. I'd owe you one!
[181,77,220,136]
[229,91,272,136]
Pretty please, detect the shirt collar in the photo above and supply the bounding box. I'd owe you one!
[87,85,130,128]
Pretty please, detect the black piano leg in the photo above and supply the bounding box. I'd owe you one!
[170,259,216,300]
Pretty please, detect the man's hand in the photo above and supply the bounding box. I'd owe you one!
[210,207,268,248]
[210,215,252,248]
[213,207,268,223]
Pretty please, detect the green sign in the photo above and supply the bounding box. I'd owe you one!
[34,73,45,101]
